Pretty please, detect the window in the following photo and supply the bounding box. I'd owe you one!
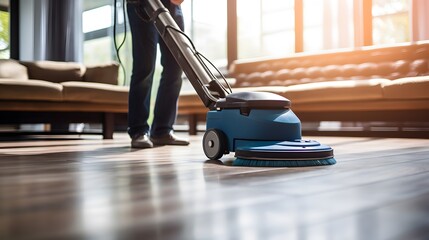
[0,3,9,58]
[372,0,410,45]
[82,3,114,66]
[303,0,354,52]
[182,0,227,67]
[83,37,113,66]
[80,0,422,73]
[82,1,132,86]
[236,0,355,58]
[237,0,295,59]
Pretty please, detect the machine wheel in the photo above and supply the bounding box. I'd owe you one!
[203,129,227,160]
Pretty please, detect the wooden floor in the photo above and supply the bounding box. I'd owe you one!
[1,132,429,240]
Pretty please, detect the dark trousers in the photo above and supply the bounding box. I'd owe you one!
[126,1,184,138]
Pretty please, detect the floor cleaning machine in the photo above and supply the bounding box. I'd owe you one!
[142,0,336,167]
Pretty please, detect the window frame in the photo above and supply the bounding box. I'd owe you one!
[9,0,421,68]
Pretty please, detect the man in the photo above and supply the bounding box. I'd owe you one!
[126,0,189,148]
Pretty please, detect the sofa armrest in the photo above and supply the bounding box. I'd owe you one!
[0,59,29,80]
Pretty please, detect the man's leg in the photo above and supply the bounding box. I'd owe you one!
[127,2,159,147]
[150,4,189,145]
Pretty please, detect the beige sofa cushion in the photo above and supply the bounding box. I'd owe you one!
[21,61,86,83]
[282,79,390,103]
[382,75,429,99]
[62,81,128,104]
[0,79,62,101]
[0,59,28,80]
[84,62,119,85]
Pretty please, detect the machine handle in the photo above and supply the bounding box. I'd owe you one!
[143,0,227,109]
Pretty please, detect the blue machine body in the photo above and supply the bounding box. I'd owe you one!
[142,0,335,166]
[206,108,302,152]
[205,106,335,166]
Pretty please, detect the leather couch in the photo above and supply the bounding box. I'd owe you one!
[0,59,128,139]
[178,40,429,137]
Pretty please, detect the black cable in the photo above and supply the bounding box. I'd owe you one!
[196,52,232,94]
[113,0,128,85]
[164,25,232,94]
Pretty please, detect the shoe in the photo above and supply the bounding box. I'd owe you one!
[131,134,153,148]
[150,132,190,146]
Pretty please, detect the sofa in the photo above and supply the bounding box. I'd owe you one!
[178,40,429,138]
[0,59,128,139]
[2,41,429,139]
